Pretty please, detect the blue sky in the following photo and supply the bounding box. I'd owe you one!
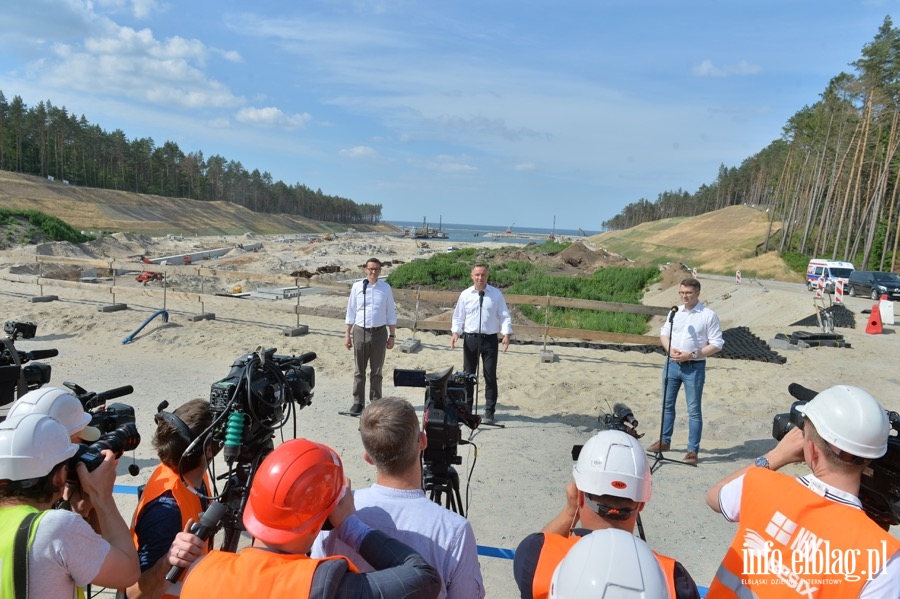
[0,1,896,230]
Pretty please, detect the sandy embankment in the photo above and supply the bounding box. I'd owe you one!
[2,232,898,598]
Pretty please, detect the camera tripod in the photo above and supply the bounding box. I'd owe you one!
[424,464,465,517]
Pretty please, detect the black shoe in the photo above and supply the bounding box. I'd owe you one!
[348,403,363,416]
[483,412,495,425]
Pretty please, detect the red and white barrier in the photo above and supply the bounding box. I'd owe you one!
[815,276,825,299]
[834,279,844,304]
[735,270,741,284]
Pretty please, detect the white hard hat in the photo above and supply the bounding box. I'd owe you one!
[549,529,668,598]
[8,387,100,442]
[0,414,79,482]
[796,385,889,459]
[572,430,651,502]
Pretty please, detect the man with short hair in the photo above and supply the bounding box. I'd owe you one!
[181,437,441,598]
[0,413,140,597]
[651,277,723,464]
[344,257,397,416]
[312,397,484,599]
[706,385,900,598]
[514,430,699,599]
[450,263,512,425]
[124,398,216,598]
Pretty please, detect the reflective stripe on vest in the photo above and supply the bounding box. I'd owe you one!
[707,467,900,598]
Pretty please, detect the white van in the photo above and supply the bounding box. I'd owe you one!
[806,259,855,292]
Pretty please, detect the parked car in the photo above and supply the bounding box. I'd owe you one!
[847,270,900,300]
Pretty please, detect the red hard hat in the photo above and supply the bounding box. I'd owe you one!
[242,439,344,545]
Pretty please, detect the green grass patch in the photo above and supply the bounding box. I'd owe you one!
[780,250,809,275]
[0,209,93,244]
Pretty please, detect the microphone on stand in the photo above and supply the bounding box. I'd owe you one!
[478,290,485,306]
[668,306,678,324]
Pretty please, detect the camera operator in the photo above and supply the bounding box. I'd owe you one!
[123,398,215,599]
[180,438,441,599]
[311,397,484,599]
[705,385,900,598]
[0,414,139,596]
[513,430,699,599]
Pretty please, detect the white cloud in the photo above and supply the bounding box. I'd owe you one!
[421,154,477,173]
[339,145,377,158]
[235,106,311,128]
[514,162,536,172]
[693,59,762,77]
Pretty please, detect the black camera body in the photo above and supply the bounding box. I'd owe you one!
[573,403,642,461]
[68,423,141,483]
[772,384,900,529]
[208,348,315,465]
[394,366,480,477]
[1,321,57,408]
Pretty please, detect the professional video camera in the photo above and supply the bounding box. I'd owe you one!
[0,321,58,407]
[204,347,316,551]
[395,366,480,472]
[62,382,141,484]
[772,383,900,529]
[572,402,642,460]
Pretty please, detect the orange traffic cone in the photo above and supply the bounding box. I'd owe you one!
[866,302,883,335]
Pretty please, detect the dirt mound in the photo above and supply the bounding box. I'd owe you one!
[659,262,694,290]
[556,241,631,270]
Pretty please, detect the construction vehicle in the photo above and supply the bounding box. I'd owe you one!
[136,271,164,284]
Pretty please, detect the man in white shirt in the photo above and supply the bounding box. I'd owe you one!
[312,397,485,599]
[651,277,724,464]
[344,257,397,416]
[450,263,512,425]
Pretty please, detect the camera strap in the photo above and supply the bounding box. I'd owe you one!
[12,511,40,598]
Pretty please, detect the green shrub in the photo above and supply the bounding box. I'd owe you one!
[780,250,809,275]
[0,209,92,243]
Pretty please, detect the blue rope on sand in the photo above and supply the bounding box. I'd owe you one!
[122,309,169,344]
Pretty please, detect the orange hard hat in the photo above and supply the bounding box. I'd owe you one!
[242,439,344,545]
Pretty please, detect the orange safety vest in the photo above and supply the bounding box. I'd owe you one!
[126,464,212,599]
[707,467,900,598]
[181,547,356,598]
[531,532,678,598]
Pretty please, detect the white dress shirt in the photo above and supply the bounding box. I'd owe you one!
[450,284,512,336]
[345,279,397,328]
[659,302,723,356]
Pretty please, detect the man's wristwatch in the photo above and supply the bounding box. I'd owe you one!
[754,456,770,469]
[690,351,699,359]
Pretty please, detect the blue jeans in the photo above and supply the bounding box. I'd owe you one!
[660,360,706,452]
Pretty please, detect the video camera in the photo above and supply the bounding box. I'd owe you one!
[394,366,481,478]
[63,382,141,484]
[1,321,58,407]
[204,347,316,552]
[772,383,900,529]
[208,347,316,465]
[572,402,642,460]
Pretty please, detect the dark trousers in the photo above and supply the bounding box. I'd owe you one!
[463,333,499,414]
[352,325,388,405]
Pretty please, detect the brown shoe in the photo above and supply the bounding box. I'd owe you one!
[648,440,670,452]
[683,451,698,465]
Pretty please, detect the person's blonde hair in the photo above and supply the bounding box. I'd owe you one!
[359,397,421,476]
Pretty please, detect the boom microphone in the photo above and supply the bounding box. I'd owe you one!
[165,501,228,583]
[612,402,639,430]
[668,306,678,324]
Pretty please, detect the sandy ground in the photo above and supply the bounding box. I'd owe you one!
[2,233,899,597]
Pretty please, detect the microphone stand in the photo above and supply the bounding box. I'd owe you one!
[648,306,695,472]
[473,290,484,417]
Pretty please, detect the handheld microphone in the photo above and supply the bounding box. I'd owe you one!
[668,306,678,324]
[165,501,228,583]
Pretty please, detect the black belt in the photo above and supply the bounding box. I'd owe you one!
[465,332,497,338]
[357,325,386,331]
[681,359,706,365]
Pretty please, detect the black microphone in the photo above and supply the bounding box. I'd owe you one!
[478,290,485,306]
[362,278,368,293]
[668,306,678,324]
[24,348,59,360]
[165,501,228,583]
[612,402,638,430]
[788,383,819,403]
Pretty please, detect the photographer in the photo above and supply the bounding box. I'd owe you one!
[705,385,900,598]
[123,398,215,599]
[180,438,441,598]
[513,430,699,599]
[0,413,139,596]
[311,397,484,599]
